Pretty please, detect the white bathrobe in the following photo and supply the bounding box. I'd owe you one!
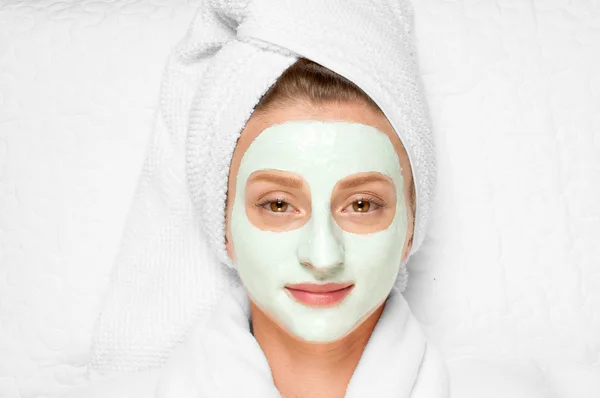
[61,284,557,397]
[155,284,448,397]
[65,284,449,397]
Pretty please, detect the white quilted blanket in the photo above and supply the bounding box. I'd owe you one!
[0,0,598,397]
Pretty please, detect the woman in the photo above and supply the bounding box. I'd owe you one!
[62,0,450,397]
[205,58,443,397]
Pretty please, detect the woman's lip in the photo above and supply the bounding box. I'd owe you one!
[284,283,355,307]
[285,282,354,293]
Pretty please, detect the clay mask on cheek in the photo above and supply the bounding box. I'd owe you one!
[230,121,408,342]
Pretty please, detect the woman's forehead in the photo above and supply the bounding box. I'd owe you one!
[237,121,402,185]
[232,101,407,169]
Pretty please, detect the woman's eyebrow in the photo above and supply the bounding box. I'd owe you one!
[337,174,391,189]
[250,174,304,189]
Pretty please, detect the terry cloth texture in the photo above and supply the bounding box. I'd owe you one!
[91,0,437,374]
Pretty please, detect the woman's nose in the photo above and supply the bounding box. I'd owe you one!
[297,210,344,278]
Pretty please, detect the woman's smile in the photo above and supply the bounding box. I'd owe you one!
[284,282,355,307]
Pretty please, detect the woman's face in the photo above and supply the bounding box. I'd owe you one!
[225,101,414,342]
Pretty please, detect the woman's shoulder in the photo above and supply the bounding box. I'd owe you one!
[446,356,560,398]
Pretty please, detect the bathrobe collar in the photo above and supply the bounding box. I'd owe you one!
[156,283,449,397]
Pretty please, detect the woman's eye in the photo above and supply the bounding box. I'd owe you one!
[343,198,384,214]
[261,200,296,213]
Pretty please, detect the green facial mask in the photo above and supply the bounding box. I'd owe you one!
[230,120,408,342]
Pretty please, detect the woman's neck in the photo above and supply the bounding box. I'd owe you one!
[250,301,386,398]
